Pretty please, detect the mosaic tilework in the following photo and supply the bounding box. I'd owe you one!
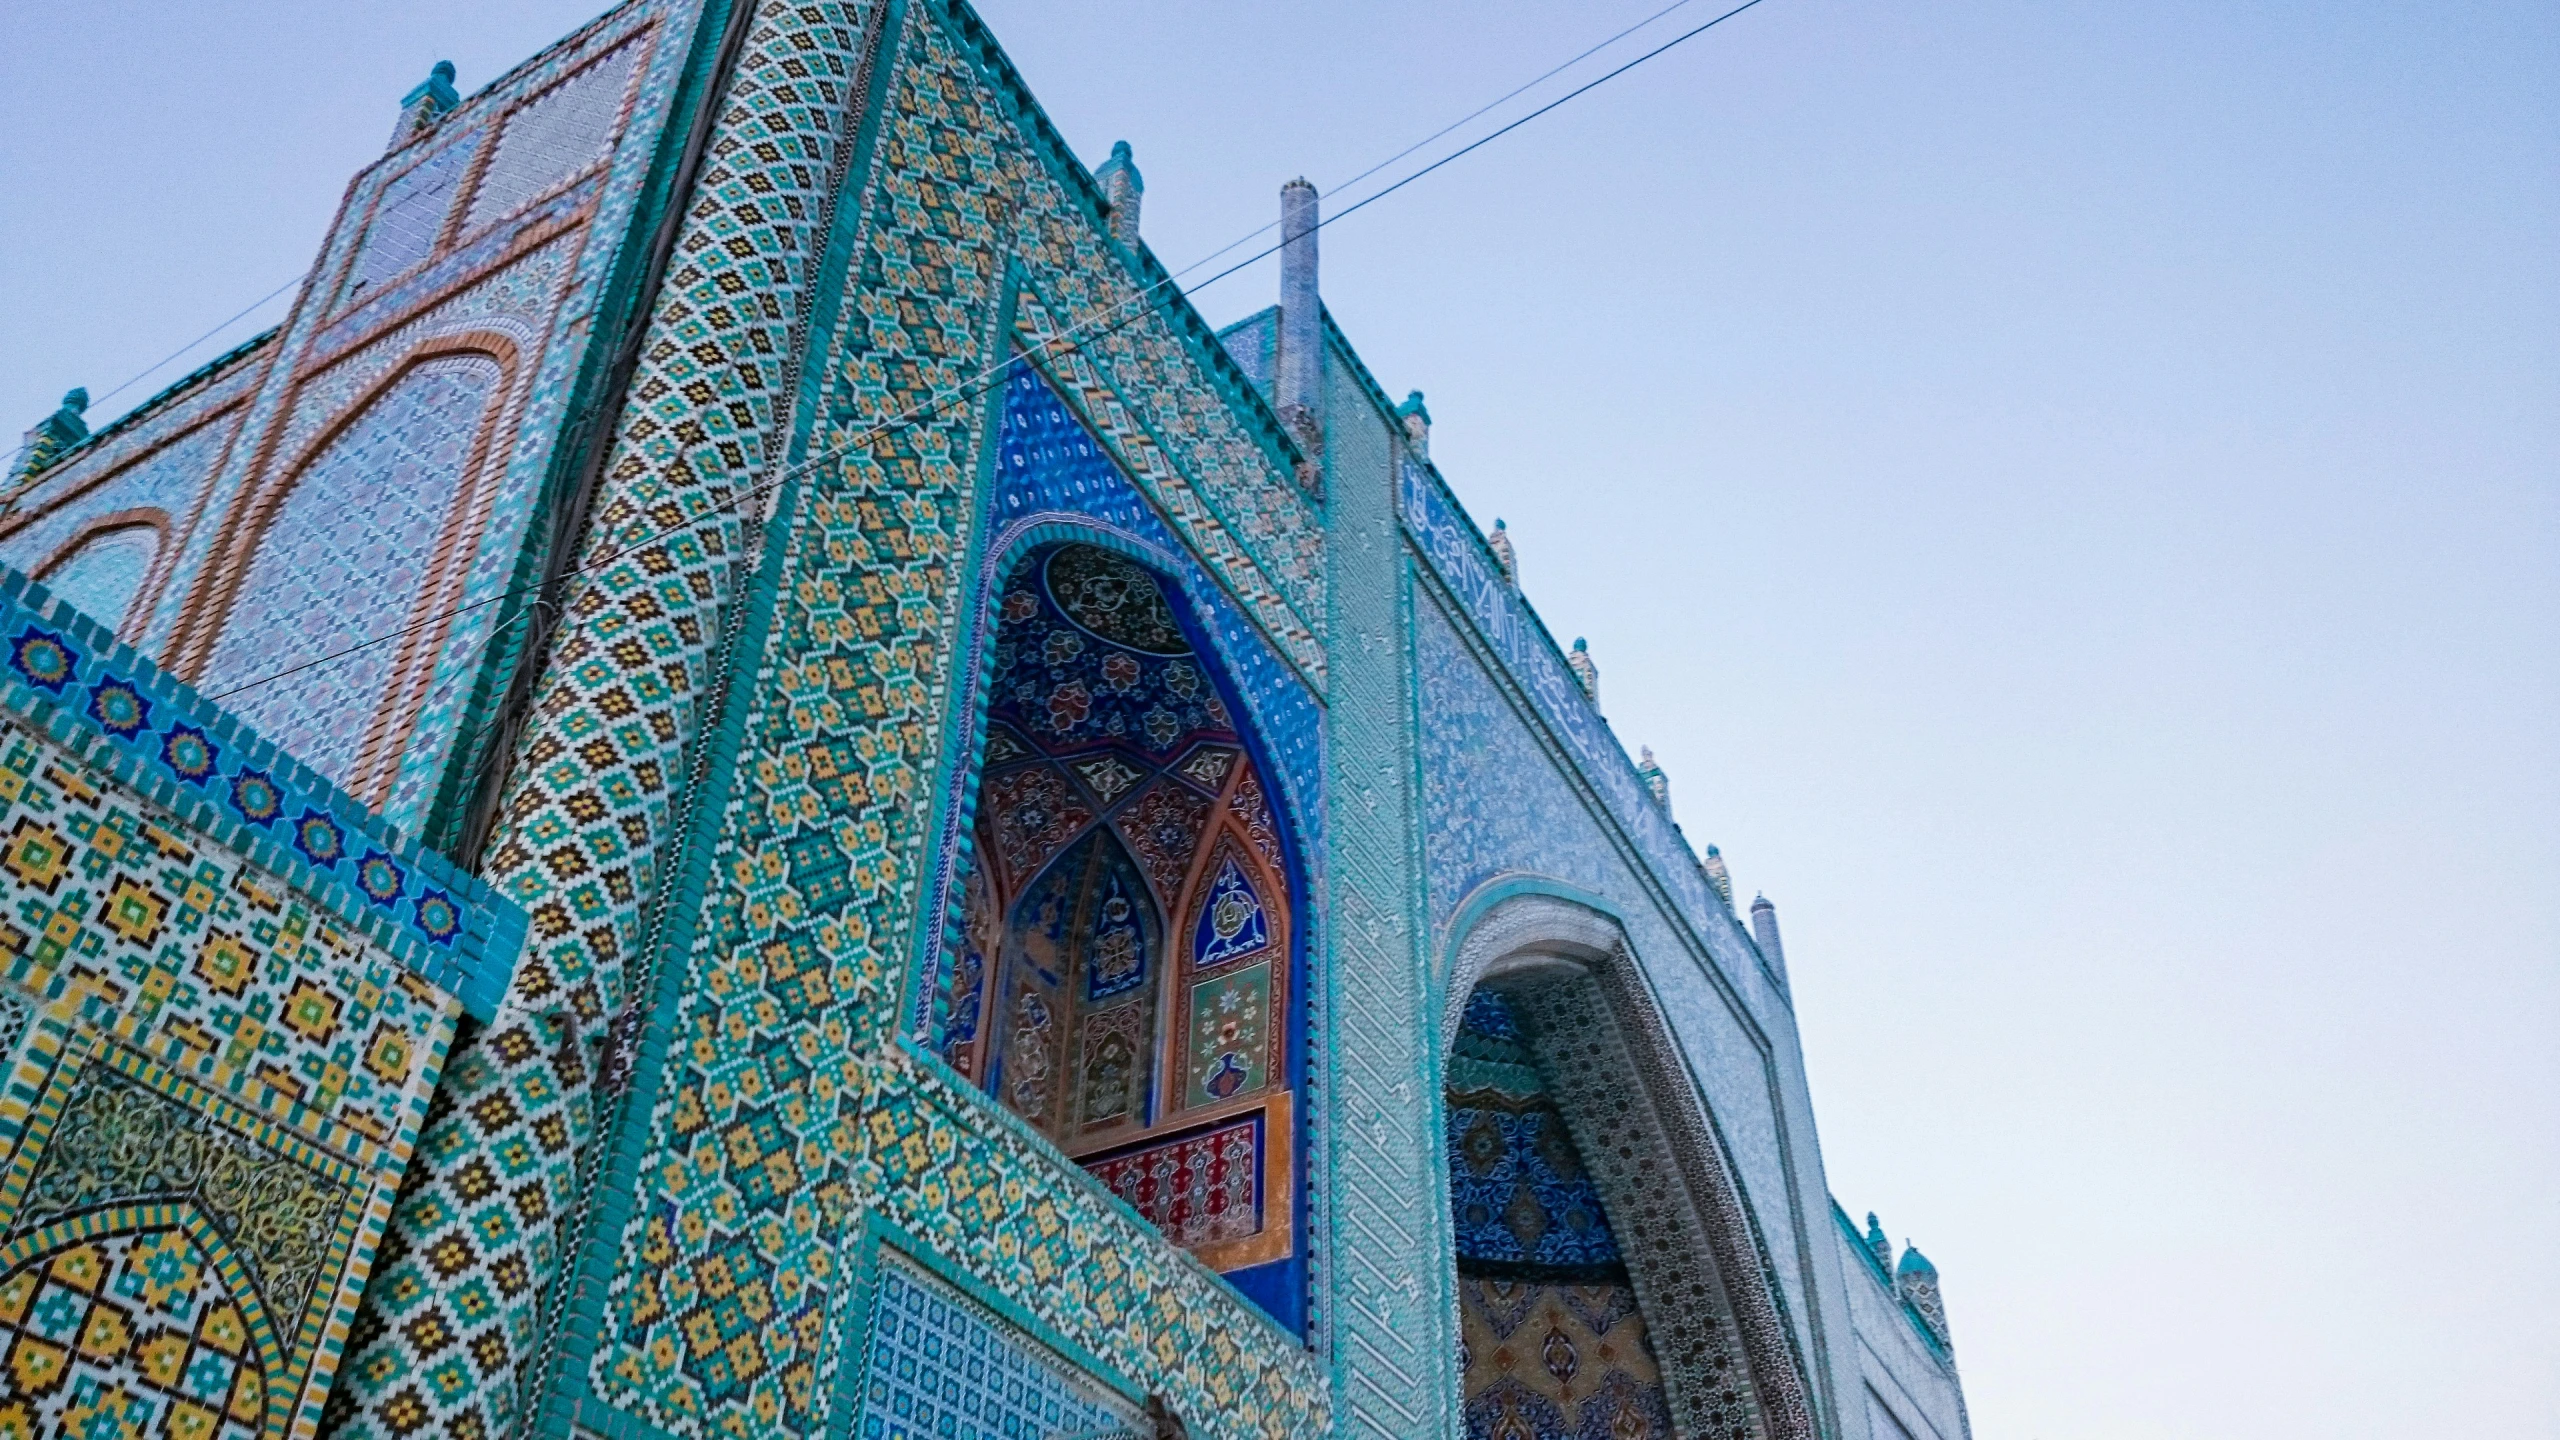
[283,237,576,468]
[0,1214,272,1439]
[1011,300,1321,690]
[918,359,1323,1042]
[0,580,504,1439]
[1445,993,1668,1440]
[1504,965,1811,1440]
[833,1048,1323,1438]
[465,37,647,235]
[851,1249,1140,1440]
[1446,994,1621,1275]
[0,413,246,642]
[140,0,682,679]
[332,5,880,1436]
[1400,461,1724,945]
[572,5,1328,1434]
[34,527,158,635]
[1311,357,1450,1439]
[1456,1277,1670,1440]
[344,135,488,304]
[0,578,522,1008]
[1412,590,1817,1352]
[198,355,501,798]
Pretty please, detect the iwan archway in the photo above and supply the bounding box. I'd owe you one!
[934,538,1307,1330]
[1442,888,1817,1440]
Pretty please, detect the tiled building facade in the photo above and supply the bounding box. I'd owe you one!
[0,3,1974,1438]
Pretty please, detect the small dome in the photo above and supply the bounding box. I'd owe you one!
[1896,1244,1937,1277]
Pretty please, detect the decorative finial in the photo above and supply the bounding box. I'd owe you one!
[1863,1213,1893,1274]
[1485,516,1517,586]
[1567,636,1597,704]
[9,387,93,486]
[1701,844,1732,907]
[1096,140,1145,247]
[1896,1243,1951,1347]
[1396,389,1431,461]
[1635,746,1670,814]
[391,59,462,151]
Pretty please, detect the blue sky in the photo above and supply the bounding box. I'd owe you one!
[4,3,2554,1435]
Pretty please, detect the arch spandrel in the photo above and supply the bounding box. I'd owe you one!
[1443,888,1818,1440]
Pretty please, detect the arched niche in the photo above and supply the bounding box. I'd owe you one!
[1443,888,1817,1440]
[193,349,503,799]
[938,540,1304,1328]
[33,517,163,634]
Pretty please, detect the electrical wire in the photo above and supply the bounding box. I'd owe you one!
[198,0,1774,706]
[86,272,307,411]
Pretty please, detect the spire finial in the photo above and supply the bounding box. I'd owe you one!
[1484,515,1516,586]
[1566,637,1598,704]
[391,60,462,151]
[1095,140,1145,247]
[10,386,93,485]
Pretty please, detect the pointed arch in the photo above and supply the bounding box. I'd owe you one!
[189,348,507,799]
[1442,886,1819,1440]
[28,511,167,633]
[936,535,1307,1323]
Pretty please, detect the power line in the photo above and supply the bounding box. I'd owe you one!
[199,0,1775,707]
[87,273,307,411]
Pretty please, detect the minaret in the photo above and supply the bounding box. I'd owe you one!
[1485,517,1517,587]
[1095,140,1144,249]
[390,60,460,152]
[1749,892,1789,985]
[9,388,89,487]
[1567,637,1598,704]
[1897,1243,1951,1347]
[1276,178,1323,469]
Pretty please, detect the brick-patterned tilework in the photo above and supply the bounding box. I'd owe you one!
[0,411,247,641]
[329,4,886,1435]
[344,136,488,305]
[196,355,502,797]
[465,37,647,234]
[577,5,1327,1435]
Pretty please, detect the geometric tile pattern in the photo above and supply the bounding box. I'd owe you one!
[1411,585,1818,1359]
[1446,993,1669,1440]
[1455,1274,1672,1440]
[943,539,1297,1257]
[0,583,520,1012]
[1399,459,1723,939]
[576,3,1327,1434]
[335,3,882,1435]
[344,137,485,304]
[465,38,644,234]
[0,587,477,1440]
[1445,993,1623,1276]
[197,355,501,798]
[919,356,1325,1042]
[33,526,157,635]
[0,404,249,646]
[0,1214,271,1439]
[850,1249,1140,1440]
[1506,967,1807,1440]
